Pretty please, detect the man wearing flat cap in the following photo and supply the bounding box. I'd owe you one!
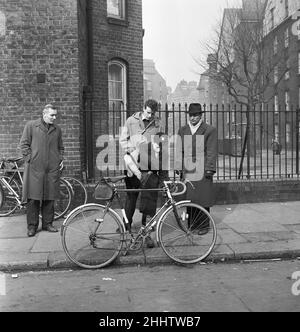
[176,103,217,233]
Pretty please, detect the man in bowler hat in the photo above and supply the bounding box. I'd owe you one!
[176,103,218,234]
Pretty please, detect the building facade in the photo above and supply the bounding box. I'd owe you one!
[143,59,168,105]
[263,0,300,147]
[0,0,144,179]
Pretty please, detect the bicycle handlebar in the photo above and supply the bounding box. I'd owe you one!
[163,180,187,196]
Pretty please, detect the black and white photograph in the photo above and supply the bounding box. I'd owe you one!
[0,0,300,315]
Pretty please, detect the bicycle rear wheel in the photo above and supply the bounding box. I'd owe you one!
[63,176,88,207]
[0,177,21,217]
[61,203,125,269]
[53,178,73,220]
[158,202,217,264]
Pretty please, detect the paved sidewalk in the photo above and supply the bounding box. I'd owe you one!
[0,201,300,272]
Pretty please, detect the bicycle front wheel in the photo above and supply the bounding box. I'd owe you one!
[61,203,125,269]
[158,202,217,264]
[0,177,21,217]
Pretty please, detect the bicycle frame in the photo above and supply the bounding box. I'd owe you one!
[99,180,190,248]
[0,159,23,207]
[0,159,24,185]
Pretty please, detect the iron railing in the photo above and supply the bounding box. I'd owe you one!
[82,103,300,181]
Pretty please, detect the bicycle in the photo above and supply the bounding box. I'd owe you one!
[61,176,217,269]
[0,157,73,219]
[62,176,88,207]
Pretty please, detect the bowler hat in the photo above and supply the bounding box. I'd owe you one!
[188,103,203,115]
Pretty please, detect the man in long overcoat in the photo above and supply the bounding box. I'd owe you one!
[20,104,64,237]
[176,103,217,232]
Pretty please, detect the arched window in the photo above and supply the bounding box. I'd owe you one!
[0,11,6,37]
[108,60,127,111]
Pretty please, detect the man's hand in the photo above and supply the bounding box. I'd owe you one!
[175,170,183,180]
[59,161,64,171]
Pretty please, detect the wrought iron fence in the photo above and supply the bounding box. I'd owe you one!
[84,103,300,181]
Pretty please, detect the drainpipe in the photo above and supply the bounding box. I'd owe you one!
[84,0,94,180]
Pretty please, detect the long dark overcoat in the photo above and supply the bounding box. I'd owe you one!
[19,118,64,202]
[177,122,217,207]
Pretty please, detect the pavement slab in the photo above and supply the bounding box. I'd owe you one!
[0,237,36,252]
[31,232,63,253]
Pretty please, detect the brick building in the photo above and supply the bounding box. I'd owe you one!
[0,0,144,179]
[263,0,300,147]
[143,59,168,105]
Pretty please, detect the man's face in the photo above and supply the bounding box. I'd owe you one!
[43,108,57,124]
[189,113,202,126]
[143,106,155,121]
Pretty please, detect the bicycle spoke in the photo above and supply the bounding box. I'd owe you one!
[158,202,217,264]
[62,204,124,269]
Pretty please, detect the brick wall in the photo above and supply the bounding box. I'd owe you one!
[90,0,144,178]
[0,0,81,176]
[215,179,300,204]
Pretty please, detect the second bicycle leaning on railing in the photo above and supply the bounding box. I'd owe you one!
[0,157,87,219]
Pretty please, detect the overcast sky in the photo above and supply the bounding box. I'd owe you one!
[142,0,241,91]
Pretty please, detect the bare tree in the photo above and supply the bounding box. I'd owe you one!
[195,0,289,178]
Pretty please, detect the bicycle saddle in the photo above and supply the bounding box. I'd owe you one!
[102,176,126,183]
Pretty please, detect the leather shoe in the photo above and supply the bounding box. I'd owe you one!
[42,225,58,233]
[27,229,36,237]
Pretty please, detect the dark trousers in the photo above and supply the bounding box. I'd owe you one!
[187,206,210,229]
[27,199,54,230]
[124,175,140,226]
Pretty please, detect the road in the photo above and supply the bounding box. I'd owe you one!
[1,259,300,312]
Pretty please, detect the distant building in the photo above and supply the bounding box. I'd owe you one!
[167,80,201,107]
[263,0,300,147]
[143,59,168,105]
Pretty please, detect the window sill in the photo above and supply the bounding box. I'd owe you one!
[107,17,128,27]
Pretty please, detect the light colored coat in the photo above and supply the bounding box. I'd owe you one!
[19,118,64,202]
[119,112,163,154]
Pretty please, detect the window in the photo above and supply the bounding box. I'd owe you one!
[108,60,127,111]
[274,95,279,113]
[286,123,291,144]
[274,124,279,141]
[285,59,290,80]
[284,28,289,48]
[274,66,278,84]
[146,81,152,91]
[285,91,290,111]
[273,36,278,54]
[107,0,126,20]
